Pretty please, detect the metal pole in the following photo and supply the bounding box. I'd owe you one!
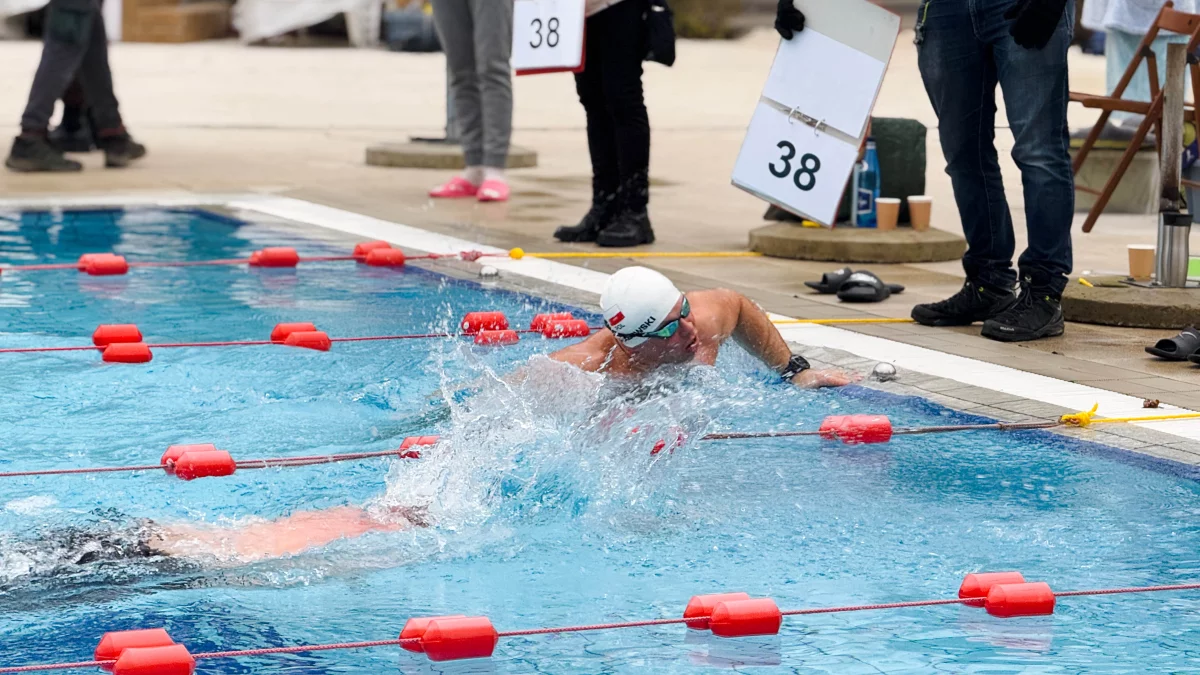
[1156,43,1191,287]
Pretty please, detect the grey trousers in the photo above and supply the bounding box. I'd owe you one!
[432,0,513,168]
[21,0,122,134]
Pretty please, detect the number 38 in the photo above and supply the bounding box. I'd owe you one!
[768,141,820,191]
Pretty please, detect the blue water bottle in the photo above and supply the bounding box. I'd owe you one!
[855,139,881,228]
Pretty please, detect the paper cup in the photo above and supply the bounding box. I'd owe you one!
[907,195,932,231]
[876,198,901,230]
[1128,244,1156,281]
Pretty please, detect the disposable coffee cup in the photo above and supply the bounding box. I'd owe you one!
[876,198,900,230]
[908,195,932,231]
[1128,244,1156,281]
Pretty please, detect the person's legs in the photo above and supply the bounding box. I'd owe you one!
[73,3,144,167]
[431,0,484,192]
[911,0,1018,325]
[981,0,1073,341]
[554,12,622,242]
[469,0,512,183]
[49,75,94,153]
[593,0,654,247]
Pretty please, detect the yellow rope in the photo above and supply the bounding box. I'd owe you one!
[773,318,916,325]
[509,248,763,260]
[1061,403,1200,427]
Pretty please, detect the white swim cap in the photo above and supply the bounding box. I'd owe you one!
[600,267,682,347]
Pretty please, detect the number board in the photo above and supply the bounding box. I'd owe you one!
[732,101,858,225]
[512,0,586,73]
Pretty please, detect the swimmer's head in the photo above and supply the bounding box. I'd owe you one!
[601,267,697,362]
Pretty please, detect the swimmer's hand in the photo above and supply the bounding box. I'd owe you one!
[791,368,859,388]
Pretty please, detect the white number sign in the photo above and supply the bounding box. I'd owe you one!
[512,0,586,74]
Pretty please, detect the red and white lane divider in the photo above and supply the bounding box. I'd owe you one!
[3,572,1197,673]
[0,313,595,363]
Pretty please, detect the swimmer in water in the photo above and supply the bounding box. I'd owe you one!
[550,267,857,388]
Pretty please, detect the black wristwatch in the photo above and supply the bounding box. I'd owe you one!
[779,354,811,381]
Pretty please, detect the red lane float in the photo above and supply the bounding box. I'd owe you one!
[819,415,893,444]
[353,240,393,262]
[366,249,407,267]
[399,615,467,653]
[460,312,509,335]
[709,598,783,638]
[400,435,440,451]
[684,592,751,630]
[984,582,1056,618]
[172,450,237,481]
[284,331,332,352]
[249,247,300,268]
[95,629,176,663]
[80,253,129,276]
[160,444,218,472]
[270,322,317,343]
[529,313,574,331]
[542,319,590,338]
[420,617,499,662]
[92,324,142,347]
[102,342,152,364]
[112,645,194,675]
[474,330,519,346]
[959,571,1026,606]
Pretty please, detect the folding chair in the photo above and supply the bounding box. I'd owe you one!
[1070,2,1200,232]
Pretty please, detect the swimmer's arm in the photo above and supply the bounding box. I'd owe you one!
[713,289,857,388]
[547,336,606,373]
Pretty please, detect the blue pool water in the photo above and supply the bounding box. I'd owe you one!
[1,208,1199,673]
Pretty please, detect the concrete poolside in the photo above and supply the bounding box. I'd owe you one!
[0,27,1198,415]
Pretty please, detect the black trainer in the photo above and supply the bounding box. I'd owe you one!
[981,282,1064,342]
[597,209,655,247]
[5,134,83,172]
[96,133,146,168]
[554,194,617,243]
[911,279,1017,326]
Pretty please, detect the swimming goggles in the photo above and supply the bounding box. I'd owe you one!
[617,296,691,341]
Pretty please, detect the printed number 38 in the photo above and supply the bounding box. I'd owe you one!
[768,141,820,191]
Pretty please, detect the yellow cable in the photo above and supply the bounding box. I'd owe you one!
[1079,278,1095,288]
[1061,403,1200,427]
[772,318,916,325]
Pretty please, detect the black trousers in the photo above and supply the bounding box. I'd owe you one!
[574,0,650,212]
[20,0,122,134]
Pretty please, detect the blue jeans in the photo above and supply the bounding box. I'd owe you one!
[916,0,1075,295]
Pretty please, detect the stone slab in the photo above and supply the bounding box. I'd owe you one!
[1072,146,1158,215]
[1064,275,1200,328]
[365,142,538,170]
[749,222,965,263]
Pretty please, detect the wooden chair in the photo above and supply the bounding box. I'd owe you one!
[1070,2,1200,232]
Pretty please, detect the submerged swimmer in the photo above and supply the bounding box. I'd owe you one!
[551,267,856,388]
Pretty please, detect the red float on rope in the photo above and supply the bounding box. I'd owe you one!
[101,342,152,364]
[819,415,893,444]
[460,312,509,335]
[112,645,194,675]
[95,629,176,664]
[353,241,393,262]
[984,582,1056,618]
[172,450,237,481]
[77,253,102,271]
[420,617,499,662]
[709,598,783,638]
[92,324,142,347]
[83,254,129,276]
[958,572,1026,606]
[683,592,751,630]
[365,249,407,267]
[249,248,300,268]
[284,331,332,352]
[398,615,466,653]
[474,330,519,346]
[399,435,440,451]
[541,319,590,338]
[270,322,317,343]
[160,444,218,473]
[529,313,575,331]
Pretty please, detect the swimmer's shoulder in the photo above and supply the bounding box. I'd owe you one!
[548,331,619,373]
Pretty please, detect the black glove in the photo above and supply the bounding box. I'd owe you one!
[775,0,805,40]
[1005,0,1069,50]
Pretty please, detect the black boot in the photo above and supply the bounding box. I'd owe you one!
[597,209,655,247]
[49,105,95,153]
[5,134,83,172]
[96,131,147,168]
[981,279,1064,342]
[911,279,1017,326]
[554,192,617,242]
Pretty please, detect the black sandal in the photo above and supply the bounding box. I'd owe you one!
[804,267,855,294]
[1147,326,1200,361]
[835,271,905,303]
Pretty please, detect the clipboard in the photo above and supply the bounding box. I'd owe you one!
[730,0,900,226]
[512,0,587,76]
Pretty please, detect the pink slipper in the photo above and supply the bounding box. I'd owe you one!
[477,179,510,203]
[430,176,479,199]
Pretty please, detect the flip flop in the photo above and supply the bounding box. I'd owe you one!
[1150,326,1200,360]
[835,271,906,303]
[805,267,855,294]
